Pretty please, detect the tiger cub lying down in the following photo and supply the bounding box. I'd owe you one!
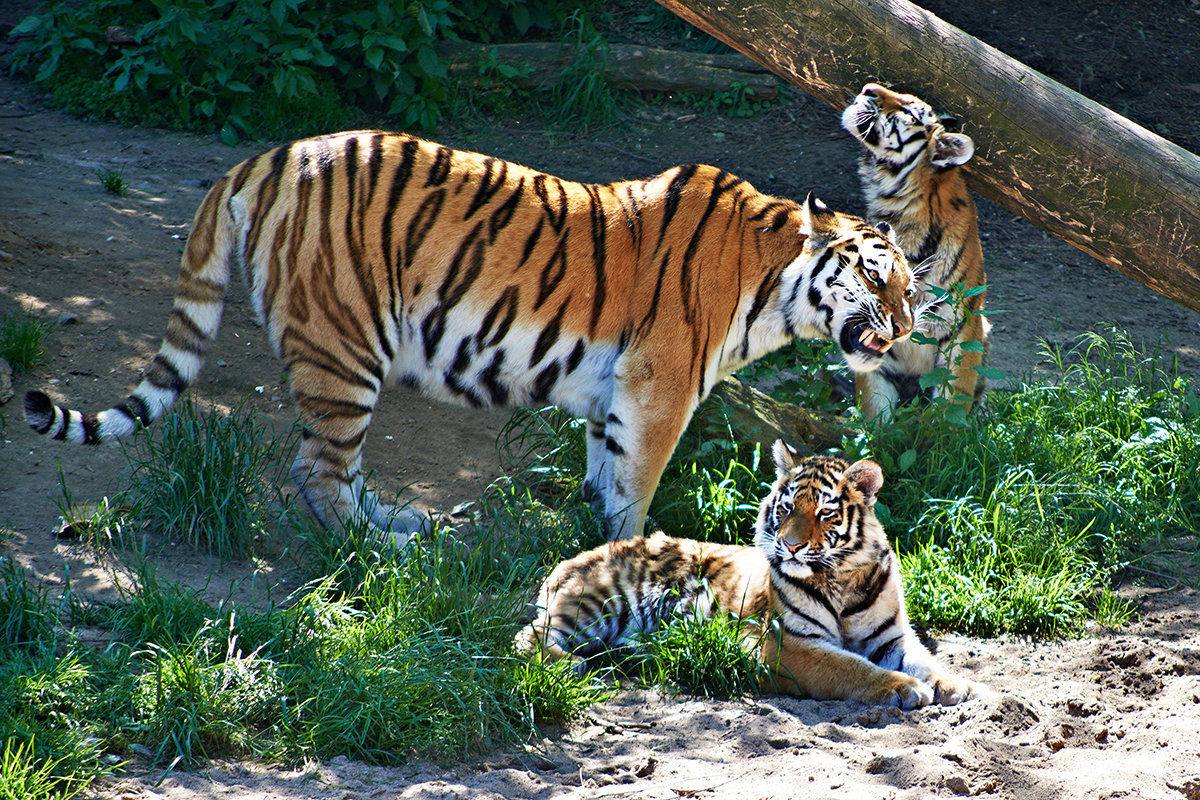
[518,441,977,708]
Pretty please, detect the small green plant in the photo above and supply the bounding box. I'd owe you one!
[0,558,52,650]
[512,657,614,723]
[95,167,127,196]
[856,328,1200,635]
[637,606,767,699]
[0,312,51,374]
[905,282,1003,427]
[546,9,620,131]
[121,399,282,559]
[680,81,791,118]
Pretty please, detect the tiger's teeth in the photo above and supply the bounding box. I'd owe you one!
[859,329,872,345]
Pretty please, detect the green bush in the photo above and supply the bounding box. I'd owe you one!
[7,0,563,140]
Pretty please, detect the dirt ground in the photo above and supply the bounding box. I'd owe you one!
[2,2,1200,799]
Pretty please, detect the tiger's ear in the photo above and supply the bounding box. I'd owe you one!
[931,133,974,168]
[874,220,898,246]
[799,194,832,235]
[843,459,884,504]
[772,439,800,479]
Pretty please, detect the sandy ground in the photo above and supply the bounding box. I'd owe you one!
[3,7,1200,798]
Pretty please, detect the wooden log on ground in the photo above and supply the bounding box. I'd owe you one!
[700,377,848,456]
[437,41,780,99]
[656,0,1200,314]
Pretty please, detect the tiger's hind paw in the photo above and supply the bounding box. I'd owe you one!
[379,505,431,549]
[929,674,983,706]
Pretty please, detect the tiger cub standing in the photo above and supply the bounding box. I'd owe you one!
[841,83,990,420]
[24,130,920,545]
[518,441,976,708]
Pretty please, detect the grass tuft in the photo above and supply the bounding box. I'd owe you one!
[95,167,127,196]
[121,399,283,559]
[0,312,51,374]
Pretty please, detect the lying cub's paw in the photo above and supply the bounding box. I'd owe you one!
[929,673,979,706]
[869,673,934,710]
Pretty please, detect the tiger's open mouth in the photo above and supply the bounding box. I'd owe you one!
[843,322,896,358]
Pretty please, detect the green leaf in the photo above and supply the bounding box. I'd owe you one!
[416,6,433,37]
[376,34,409,53]
[910,332,938,346]
[365,45,384,71]
[897,448,917,472]
[973,367,1007,381]
[10,15,45,36]
[219,121,240,145]
[416,45,443,78]
[959,340,985,353]
[512,5,531,33]
[289,48,313,62]
[918,369,951,390]
[962,285,988,298]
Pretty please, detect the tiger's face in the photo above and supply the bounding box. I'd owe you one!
[840,83,975,171]
[753,442,885,581]
[796,197,918,372]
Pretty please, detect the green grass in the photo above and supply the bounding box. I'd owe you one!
[0,312,51,374]
[12,327,1197,793]
[119,399,285,559]
[863,329,1200,635]
[95,167,127,196]
[635,608,768,700]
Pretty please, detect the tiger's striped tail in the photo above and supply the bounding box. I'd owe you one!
[24,179,238,445]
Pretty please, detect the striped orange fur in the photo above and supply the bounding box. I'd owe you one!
[25,131,918,544]
[519,441,978,708]
[842,83,990,419]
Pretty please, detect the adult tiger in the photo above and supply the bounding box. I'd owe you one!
[25,131,918,544]
[841,83,990,420]
[518,441,977,708]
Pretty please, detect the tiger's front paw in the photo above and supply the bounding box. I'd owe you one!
[867,673,934,710]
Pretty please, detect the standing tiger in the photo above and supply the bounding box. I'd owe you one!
[24,130,919,545]
[841,83,990,420]
[518,441,977,708]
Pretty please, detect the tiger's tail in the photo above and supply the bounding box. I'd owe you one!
[24,177,238,444]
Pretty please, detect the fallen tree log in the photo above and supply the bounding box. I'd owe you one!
[656,0,1200,314]
[437,41,780,99]
[700,377,849,456]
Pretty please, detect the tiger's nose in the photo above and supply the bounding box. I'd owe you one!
[893,319,912,338]
[783,539,804,555]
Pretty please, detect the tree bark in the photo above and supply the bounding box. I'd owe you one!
[701,377,848,456]
[437,42,780,99]
[655,0,1200,314]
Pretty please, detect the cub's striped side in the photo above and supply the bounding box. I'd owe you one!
[25,131,918,544]
[519,441,978,709]
[842,83,990,419]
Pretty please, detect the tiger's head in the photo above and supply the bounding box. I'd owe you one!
[794,196,918,372]
[840,82,975,174]
[753,441,887,581]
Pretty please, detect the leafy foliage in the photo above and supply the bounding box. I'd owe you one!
[7,0,563,139]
